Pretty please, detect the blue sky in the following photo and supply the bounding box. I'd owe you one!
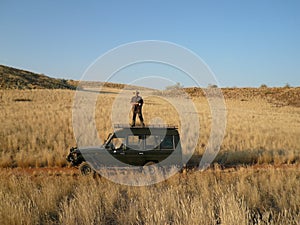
[0,0,299,88]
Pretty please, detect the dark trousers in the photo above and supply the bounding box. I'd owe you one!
[132,107,144,125]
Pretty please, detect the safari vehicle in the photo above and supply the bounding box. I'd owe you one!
[66,125,182,175]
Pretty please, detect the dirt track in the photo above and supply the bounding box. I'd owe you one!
[1,167,80,176]
[2,163,299,177]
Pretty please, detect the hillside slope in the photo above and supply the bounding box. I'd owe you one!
[1,64,299,107]
[0,65,76,90]
[184,86,300,107]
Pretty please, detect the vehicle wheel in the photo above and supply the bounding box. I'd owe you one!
[143,161,156,175]
[79,162,95,176]
[144,161,156,166]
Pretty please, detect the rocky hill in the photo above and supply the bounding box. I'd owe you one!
[0,65,150,91]
[0,65,76,90]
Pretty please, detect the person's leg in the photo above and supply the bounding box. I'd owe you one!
[131,110,137,127]
[138,109,145,127]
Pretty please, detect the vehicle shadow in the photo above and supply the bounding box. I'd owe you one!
[185,149,298,169]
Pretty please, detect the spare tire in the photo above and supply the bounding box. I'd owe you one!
[79,162,95,176]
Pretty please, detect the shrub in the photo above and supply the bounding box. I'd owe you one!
[260,84,268,88]
[165,82,183,90]
[207,83,218,88]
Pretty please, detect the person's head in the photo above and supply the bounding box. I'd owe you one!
[133,90,140,96]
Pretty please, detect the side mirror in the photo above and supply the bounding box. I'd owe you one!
[105,143,114,150]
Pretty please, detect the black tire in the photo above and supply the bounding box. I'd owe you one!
[144,161,156,166]
[79,162,95,176]
[143,161,157,175]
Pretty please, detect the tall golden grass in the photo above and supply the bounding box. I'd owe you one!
[0,88,299,167]
[0,87,300,224]
[0,167,299,225]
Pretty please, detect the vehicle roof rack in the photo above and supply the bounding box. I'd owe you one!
[113,124,178,129]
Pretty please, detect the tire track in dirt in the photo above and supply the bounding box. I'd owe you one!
[2,163,299,177]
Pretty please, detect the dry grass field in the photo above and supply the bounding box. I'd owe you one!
[0,86,299,224]
[0,166,299,225]
[1,87,299,167]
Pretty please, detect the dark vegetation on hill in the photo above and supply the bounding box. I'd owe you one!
[0,65,149,91]
[0,65,76,90]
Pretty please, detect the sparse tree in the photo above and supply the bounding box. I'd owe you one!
[260,84,268,88]
[207,83,218,88]
[165,82,183,90]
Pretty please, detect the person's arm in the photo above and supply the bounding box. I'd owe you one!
[130,96,138,106]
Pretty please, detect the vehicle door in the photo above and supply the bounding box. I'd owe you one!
[122,135,146,166]
[143,135,175,163]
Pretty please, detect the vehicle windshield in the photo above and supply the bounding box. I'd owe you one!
[105,133,125,150]
[104,133,113,145]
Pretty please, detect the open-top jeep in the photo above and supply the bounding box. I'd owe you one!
[66,125,182,175]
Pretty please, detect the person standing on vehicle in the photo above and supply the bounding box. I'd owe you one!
[130,90,145,127]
